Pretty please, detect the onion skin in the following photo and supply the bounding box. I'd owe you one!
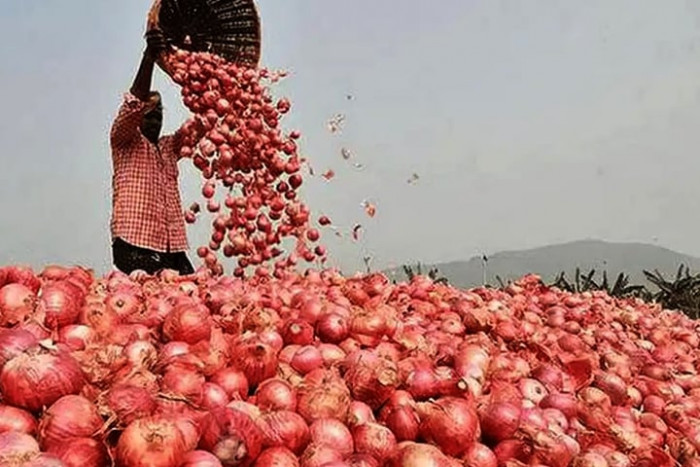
[0,329,39,368]
[0,430,40,461]
[163,302,212,344]
[102,385,156,426]
[0,345,85,412]
[0,404,37,435]
[462,443,497,467]
[254,446,299,466]
[352,422,398,463]
[261,410,310,454]
[116,416,199,467]
[479,402,521,443]
[38,395,103,451]
[343,350,400,410]
[387,441,454,467]
[308,419,354,457]
[296,369,351,423]
[0,283,36,327]
[199,407,264,466]
[181,450,224,466]
[255,379,297,412]
[416,397,480,457]
[47,437,109,467]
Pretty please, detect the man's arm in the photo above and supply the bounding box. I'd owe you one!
[110,31,166,149]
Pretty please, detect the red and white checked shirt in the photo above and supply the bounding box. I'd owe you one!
[109,92,189,253]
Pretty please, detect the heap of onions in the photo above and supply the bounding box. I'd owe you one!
[2,48,700,467]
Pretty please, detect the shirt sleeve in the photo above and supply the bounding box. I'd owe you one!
[110,92,147,151]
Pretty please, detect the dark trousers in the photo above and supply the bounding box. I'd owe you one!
[112,237,195,276]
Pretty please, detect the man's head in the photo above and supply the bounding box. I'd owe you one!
[142,91,163,144]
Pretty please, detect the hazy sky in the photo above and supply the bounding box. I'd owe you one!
[2,1,700,275]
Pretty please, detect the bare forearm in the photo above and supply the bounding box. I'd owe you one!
[130,52,157,102]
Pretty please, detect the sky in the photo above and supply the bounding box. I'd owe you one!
[1,0,700,275]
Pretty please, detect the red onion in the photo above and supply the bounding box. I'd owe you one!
[262,410,310,454]
[388,442,454,466]
[57,325,95,351]
[24,453,66,467]
[296,369,351,423]
[308,419,354,457]
[255,446,300,467]
[0,404,36,435]
[181,450,224,467]
[519,378,548,404]
[462,442,497,467]
[416,397,479,457]
[47,437,109,467]
[352,422,397,463]
[593,371,628,406]
[200,407,264,466]
[230,338,278,387]
[161,365,205,403]
[479,402,521,443]
[493,439,532,464]
[211,367,250,400]
[282,319,315,345]
[256,379,297,411]
[38,282,84,329]
[0,344,84,411]
[162,302,212,344]
[202,382,231,410]
[316,313,349,343]
[344,350,399,409]
[38,395,102,451]
[347,401,375,428]
[540,392,578,418]
[0,431,40,461]
[103,385,156,426]
[0,266,41,293]
[116,416,199,467]
[0,283,36,327]
[0,328,38,368]
[378,403,420,442]
[300,443,344,467]
[291,346,324,375]
[317,344,346,367]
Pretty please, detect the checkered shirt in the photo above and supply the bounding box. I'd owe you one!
[109,92,189,253]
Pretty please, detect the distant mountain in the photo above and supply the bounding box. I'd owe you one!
[385,240,700,289]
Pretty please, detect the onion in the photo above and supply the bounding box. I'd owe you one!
[347,401,375,427]
[162,302,212,344]
[0,266,41,293]
[0,404,36,435]
[261,410,310,454]
[378,403,420,442]
[593,372,628,406]
[47,437,109,467]
[256,379,297,411]
[519,378,548,404]
[416,397,479,457]
[462,443,497,467]
[102,385,156,426]
[202,383,231,410]
[308,419,354,457]
[38,282,84,329]
[230,338,278,387]
[388,442,453,466]
[211,367,250,400]
[479,402,521,443]
[0,283,36,327]
[161,365,205,403]
[282,319,315,345]
[181,450,224,467]
[572,452,608,467]
[38,395,102,451]
[540,392,578,418]
[352,422,397,463]
[0,328,38,368]
[343,350,399,409]
[291,346,324,375]
[300,444,344,467]
[316,313,349,343]
[317,344,346,367]
[296,369,351,423]
[493,439,532,464]
[0,430,40,461]
[255,446,300,467]
[116,416,199,467]
[0,344,84,412]
[200,407,264,466]
[24,453,65,467]
[57,325,95,351]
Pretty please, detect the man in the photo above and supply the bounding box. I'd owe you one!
[109,30,194,276]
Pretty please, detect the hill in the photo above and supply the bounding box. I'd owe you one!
[385,240,700,289]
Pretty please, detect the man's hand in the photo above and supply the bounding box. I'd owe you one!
[145,29,167,60]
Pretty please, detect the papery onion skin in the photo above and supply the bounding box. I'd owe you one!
[296,369,351,423]
[256,379,297,412]
[38,395,103,451]
[387,441,454,467]
[0,329,39,368]
[103,385,156,426]
[462,442,498,467]
[199,407,264,466]
[181,450,224,467]
[352,422,398,463]
[0,430,40,461]
[116,416,199,467]
[0,283,36,327]
[162,302,212,344]
[262,410,310,454]
[417,397,480,457]
[308,418,354,457]
[0,404,37,435]
[0,345,85,412]
[47,437,109,467]
[254,446,300,467]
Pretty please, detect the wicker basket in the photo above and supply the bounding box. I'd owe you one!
[147,0,261,69]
